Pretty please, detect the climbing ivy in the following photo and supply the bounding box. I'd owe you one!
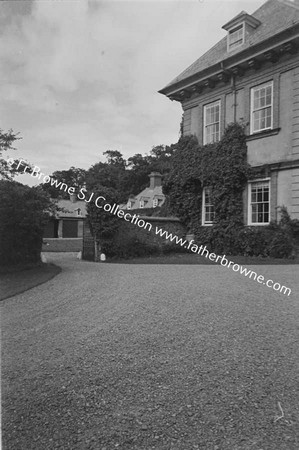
[164,122,250,232]
[164,123,297,257]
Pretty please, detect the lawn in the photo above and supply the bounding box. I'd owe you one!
[109,252,299,265]
[0,263,61,301]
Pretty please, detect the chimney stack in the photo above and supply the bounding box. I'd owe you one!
[149,172,162,189]
[70,193,77,203]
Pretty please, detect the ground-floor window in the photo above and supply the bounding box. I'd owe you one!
[248,180,270,225]
[202,187,215,225]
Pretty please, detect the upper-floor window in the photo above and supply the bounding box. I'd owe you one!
[250,81,273,134]
[76,208,82,216]
[202,187,215,226]
[248,180,270,225]
[153,198,158,208]
[228,23,244,51]
[203,100,221,145]
[140,200,144,208]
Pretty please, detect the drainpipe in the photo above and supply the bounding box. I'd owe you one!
[231,74,237,123]
[221,61,237,123]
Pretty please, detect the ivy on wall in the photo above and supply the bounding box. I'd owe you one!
[164,122,250,230]
[163,123,297,257]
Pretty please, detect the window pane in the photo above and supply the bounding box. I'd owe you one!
[251,83,273,133]
[229,24,244,49]
[203,188,215,223]
[250,181,270,224]
[204,101,220,144]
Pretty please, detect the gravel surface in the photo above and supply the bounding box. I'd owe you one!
[2,253,299,449]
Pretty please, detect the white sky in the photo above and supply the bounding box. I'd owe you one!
[0,0,265,185]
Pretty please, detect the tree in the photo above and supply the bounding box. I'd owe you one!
[0,181,53,266]
[0,127,58,266]
[103,150,126,168]
[41,166,87,199]
[0,128,27,180]
[86,185,120,261]
[86,151,128,203]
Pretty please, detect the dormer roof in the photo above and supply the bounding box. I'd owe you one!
[222,11,261,31]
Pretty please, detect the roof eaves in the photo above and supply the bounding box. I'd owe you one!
[159,22,299,96]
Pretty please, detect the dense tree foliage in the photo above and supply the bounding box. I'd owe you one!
[41,166,87,199]
[41,144,175,203]
[85,144,175,203]
[86,185,120,261]
[0,128,57,266]
[0,180,53,266]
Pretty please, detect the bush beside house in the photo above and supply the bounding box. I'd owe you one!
[83,216,186,260]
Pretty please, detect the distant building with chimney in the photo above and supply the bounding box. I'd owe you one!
[121,172,166,210]
[42,193,87,253]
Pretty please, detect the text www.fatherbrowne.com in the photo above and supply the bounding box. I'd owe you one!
[155,227,292,297]
[8,157,292,297]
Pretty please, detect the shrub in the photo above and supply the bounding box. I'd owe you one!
[103,236,160,259]
[194,222,294,258]
[0,180,52,266]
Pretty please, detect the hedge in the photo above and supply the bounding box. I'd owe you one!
[0,180,51,266]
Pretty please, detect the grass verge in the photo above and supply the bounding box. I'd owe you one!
[109,252,299,265]
[0,263,61,301]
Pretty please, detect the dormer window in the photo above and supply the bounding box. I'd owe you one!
[228,23,244,51]
[222,11,261,53]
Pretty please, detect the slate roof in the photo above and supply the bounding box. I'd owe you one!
[160,0,299,92]
[122,185,165,210]
[55,199,87,218]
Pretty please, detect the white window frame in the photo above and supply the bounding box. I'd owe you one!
[202,187,215,226]
[227,22,245,52]
[140,199,144,208]
[153,198,158,208]
[250,81,273,134]
[203,100,221,145]
[247,179,270,226]
[127,201,132,210]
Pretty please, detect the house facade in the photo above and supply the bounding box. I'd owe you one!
[44,194,87,239]
[159,0,299,226]
[43,193,87,252]
[120,172,165,211]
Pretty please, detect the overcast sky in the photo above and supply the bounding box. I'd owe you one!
[1,0,265,185]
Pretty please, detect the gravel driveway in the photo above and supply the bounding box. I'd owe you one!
[2,253,299,449]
